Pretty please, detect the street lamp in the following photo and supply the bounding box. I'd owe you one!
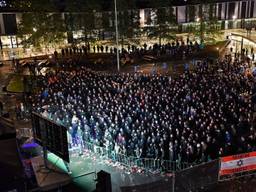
[114,0,120,72]
[232,15,237,29]
[33,27,37,32]
[196,16,203,44]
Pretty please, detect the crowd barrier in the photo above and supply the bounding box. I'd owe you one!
[117,159,221,192]
[69,141,224,191]
[71,140,256,192]
[76,141,193,174]
[63,128,256,191]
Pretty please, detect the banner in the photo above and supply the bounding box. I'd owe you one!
[219,151,256,176]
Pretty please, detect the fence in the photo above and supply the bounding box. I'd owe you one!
[77,141,192,174]
[69,140,256,191]
[118,160,219,192]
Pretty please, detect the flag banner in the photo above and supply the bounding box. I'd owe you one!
[219,151,256,176]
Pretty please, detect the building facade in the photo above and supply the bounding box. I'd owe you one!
[139,0,256,29]
[0,0,255,56]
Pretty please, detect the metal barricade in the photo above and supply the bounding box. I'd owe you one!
[82,141,180,173]
[78,141,230,191]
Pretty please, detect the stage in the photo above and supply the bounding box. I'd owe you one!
[47,151,166,192]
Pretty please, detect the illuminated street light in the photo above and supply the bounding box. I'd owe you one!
[232,15,237,29]
[196,17,200,22]
[114,0,120,72]
[33,27,37,32]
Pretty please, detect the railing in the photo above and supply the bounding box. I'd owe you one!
[70,141,193,174]
[219,40,231,57]
[119,159,220,192]
[230,32,256,45]
[61,131,256,191]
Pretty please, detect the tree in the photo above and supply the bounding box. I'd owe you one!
[118,10,142,48]
[80,12,97,45]
[98,0,141,47]
[117,0,142,47]
[144,7,177,45]
[194,1,222,44]
[18,12,66,49]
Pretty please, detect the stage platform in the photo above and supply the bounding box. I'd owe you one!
[31,156,71,191]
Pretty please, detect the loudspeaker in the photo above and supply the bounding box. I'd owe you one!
[96,170,112,192]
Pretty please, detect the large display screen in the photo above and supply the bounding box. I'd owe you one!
[31,112,69,162]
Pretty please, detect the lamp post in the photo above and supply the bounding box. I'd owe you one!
[114,0,120,72]
[232,15,236,29]
[32,28,37,52]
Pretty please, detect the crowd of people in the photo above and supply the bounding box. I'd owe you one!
[33,56,255,164]
[59,40,201,65]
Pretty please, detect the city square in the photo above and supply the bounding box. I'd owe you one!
[0,0,256,192]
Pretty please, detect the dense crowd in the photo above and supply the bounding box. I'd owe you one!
[33,57,255,164]
[59,40,201,64]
